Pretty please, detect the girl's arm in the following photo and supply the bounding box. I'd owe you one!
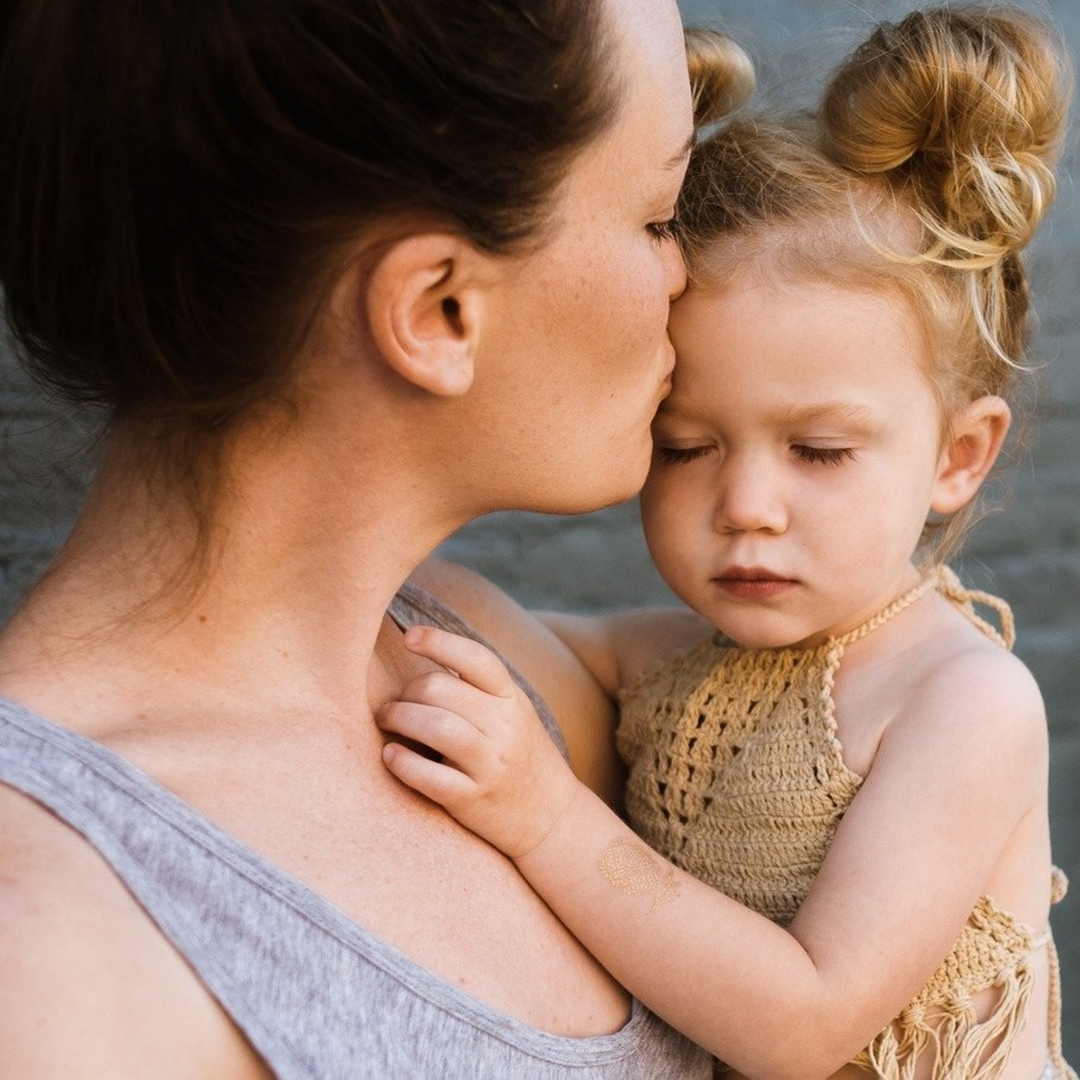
[378,624,1047,1080]
[536,606,714,698]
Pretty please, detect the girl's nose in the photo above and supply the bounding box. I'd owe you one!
[713,455,787,534]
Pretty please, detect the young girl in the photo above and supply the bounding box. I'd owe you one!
[377,8,1074,1078]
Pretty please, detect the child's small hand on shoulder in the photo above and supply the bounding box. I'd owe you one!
[377,625,583,859]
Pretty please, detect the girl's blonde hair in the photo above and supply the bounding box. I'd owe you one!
[686,27,756,129]
[678,5,1071,557]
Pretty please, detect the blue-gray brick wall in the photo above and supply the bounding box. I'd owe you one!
[2,0,1077,1060]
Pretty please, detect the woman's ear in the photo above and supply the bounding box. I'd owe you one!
[931,395,1011,514]
[365,232,490,397]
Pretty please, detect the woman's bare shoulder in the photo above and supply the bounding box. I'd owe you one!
[408,557,530,631]
[407,557,581,682]
[0,784,266,1076]
[0,784,138,1062]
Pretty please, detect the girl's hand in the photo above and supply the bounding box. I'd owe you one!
[377,625,583,858]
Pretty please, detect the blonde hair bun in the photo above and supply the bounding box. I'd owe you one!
[686,28,756,128]
[821,6,1071,261]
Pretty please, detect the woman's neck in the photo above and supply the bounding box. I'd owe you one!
[0,416,463,724]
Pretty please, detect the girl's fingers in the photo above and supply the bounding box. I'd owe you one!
[381,741,475,808]
[401,625,517,698]
[377,700,481,764]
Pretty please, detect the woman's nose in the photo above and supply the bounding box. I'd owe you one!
[713,456,787,534]
[663,235,687,301]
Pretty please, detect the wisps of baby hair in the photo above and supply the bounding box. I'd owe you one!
[678,5,1071,557]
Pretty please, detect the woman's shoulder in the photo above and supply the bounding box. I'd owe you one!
[0,782,250,1075]
[407,557,535,634]
[0,784,107,1049]
[406,557,586,687]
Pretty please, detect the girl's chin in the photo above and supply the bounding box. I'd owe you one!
[715,622,829,652]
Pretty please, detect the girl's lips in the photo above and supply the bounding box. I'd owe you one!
[712,574,797,600]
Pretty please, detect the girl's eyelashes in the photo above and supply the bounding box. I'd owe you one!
[653,443,857,466]
[654,444,712,464]
[791,445,857,466]
[647,216,680,243]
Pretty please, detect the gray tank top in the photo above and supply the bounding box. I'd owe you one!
[0,582,710,1079]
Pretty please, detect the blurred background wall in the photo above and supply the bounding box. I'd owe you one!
[2,0,1077,1061]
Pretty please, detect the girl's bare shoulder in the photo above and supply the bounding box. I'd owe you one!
[838,592,1046,795]
[867,600,1048,807]
[907,602,1044,737]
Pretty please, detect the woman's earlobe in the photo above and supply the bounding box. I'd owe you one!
[365,233,487,397]
[931,396,1011,514]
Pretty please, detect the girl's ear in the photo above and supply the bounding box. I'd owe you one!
[931,395,1011,514]
[365,233,491,397]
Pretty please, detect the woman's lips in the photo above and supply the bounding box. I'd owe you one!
[658,352,676,395]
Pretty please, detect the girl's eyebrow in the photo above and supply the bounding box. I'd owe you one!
[774,402,880,428]
[655,400,881,430]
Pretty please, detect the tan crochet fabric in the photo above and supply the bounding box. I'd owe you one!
[618,566,1074,1079]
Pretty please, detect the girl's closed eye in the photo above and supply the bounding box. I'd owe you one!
[791,444,857,466]
[653,443,713,465]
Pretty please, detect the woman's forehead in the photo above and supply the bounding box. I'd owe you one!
[596,0,694,165]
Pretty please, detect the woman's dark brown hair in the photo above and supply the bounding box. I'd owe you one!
[0,0,619,434]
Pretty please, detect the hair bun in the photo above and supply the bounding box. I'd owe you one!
[821,6,1071,260]
[686,29,755,128]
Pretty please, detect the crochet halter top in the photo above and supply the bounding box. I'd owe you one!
[618,566,1073,1080]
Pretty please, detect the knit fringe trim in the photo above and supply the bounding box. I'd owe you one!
[853,963,1034,1080]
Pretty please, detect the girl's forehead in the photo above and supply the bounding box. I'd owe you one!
[672,274,920,341]
[665,278,941,414]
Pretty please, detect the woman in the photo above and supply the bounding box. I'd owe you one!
[0,0,749,1075]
